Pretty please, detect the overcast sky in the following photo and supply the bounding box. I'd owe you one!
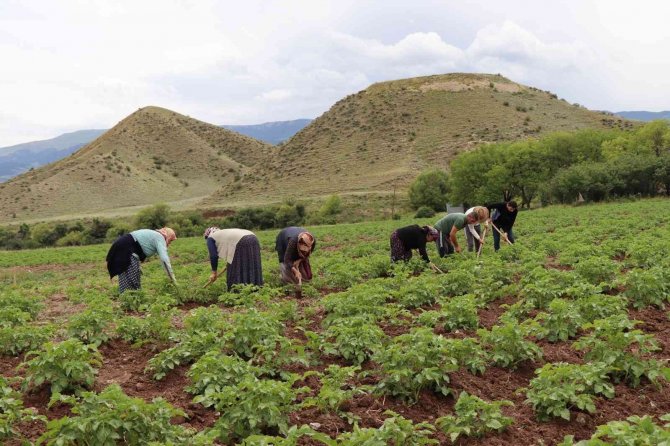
[1,0,669,147]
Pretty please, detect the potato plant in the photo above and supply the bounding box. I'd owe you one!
[436,392,513,442]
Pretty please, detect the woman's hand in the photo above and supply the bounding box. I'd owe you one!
[204,271,218,288]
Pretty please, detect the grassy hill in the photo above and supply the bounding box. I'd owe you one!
[0,106,271,222]
[215,73,631,204]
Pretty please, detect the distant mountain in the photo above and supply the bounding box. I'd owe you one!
[614,111,670,121]
[222,119,312,145]
[0,120,311,182]
[0,106,272,222]
[0,130,106,182]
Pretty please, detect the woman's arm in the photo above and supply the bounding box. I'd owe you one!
[156,241,176,282]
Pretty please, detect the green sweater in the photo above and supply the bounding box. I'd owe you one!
[434,213,467,236]
[130,229,175,280]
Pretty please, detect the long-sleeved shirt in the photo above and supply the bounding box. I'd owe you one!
[486,202,518,231]
[465,207,482,241]
[130,229,175,280]
[395,225,430,262]
[206,228,254,271]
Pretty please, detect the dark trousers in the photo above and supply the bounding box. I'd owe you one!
[465,224,481,252]
[435,232,455,257]
[493,227,515,251]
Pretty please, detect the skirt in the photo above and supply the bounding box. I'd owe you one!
[227,235,263,290]
[390,230,412,262]
[118,254,142,293]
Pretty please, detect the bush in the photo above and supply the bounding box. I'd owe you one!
[414,206,435,218]
[106,221,133,242]
[55,230,88,247]
[135,203,171,229]
[408,169,450,211]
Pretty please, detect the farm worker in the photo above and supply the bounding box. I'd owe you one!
[486,201,518,251]
[434,213,478,256]
[275,227,316,285]
[464,206,490,252]
[106,227,177,293]
[390,225,439,262]
[203,227,263,290]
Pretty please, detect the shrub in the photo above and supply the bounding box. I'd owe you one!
[135,203,171,229]
[414,206,435,218]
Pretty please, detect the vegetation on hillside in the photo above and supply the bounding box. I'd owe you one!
[448,120,670,207]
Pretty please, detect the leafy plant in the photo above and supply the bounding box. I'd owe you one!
[186,352,262,407]
[336,411,437,445]
[66,304,116,346]
[573,315,668,387]
[116,304,177,346]
[302,365,367,423]
[624,267,670,309]
[436,392,513,442]
[444,338,488,375]
[206,377,308,442]
[22,339,102,395]
[534,298,582,342]
[559,414,670,445]
[0,324,53,355]
[439,294,479,331]
[374,328,458,402]
[524,362,614,421]
[478,323,543,369]
[320,316,386,364]
[0,376,45,441]
[38,384,189,445]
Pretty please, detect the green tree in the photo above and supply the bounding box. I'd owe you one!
[408,169,450,211]
[135,204,171,229]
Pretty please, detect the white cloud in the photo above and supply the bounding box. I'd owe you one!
[0,1,669,146]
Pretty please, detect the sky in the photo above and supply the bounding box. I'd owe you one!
[1,0,669,147]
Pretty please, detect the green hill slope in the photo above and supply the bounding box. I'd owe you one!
[216,73,630,204]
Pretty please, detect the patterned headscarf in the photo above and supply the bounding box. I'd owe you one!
[203,227,220,239]
[426,226,439,239]
[297,232,315,258]
[157,227,177,245]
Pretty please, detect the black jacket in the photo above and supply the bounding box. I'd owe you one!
[486,202,517,232]
[396,225,430,262]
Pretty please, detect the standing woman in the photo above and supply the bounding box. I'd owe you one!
[203,227,263,290]
[106,227,177,293]
[390,225,439,262]
[275,227,316,285]
[464,206,490,252]
[486,200,519,251]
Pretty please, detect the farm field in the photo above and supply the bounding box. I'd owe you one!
[1,199,670,445]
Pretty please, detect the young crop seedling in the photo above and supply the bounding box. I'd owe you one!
[21,338,102,395]
[436,392,514,442]
[374,328,458,402]
[524,362,614,421]
[478,322,543,369]
[320,315,386,364]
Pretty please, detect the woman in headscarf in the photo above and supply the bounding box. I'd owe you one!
[390,225,439,263]
[203,227,263,290]
[464,206,490,252]
[275,227,316,286]
[106,227,177,293]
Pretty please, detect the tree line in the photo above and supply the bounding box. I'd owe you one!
[409,120,670,211]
